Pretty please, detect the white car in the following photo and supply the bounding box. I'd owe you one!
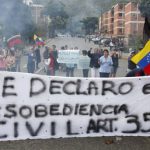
[92,37,101,42]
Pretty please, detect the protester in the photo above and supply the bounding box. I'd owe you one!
[34,46,41,70]
[66,48,75,77]
[51,45,59,75]
[43,46,50,73]
[0,51,6,71]
[27,48,35,73]
[47,49,55,76]
[126,68,145,77]
[127,50,137,72]
[82,50,89,78]
[59,46,66,72]
[66,63,75,77]
[15,48,22,72]
[6,50,16,72]
[111,49,119,77]
[88,48,101,77]
[99,49,113,78]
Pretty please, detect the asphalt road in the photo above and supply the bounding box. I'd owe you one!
[1,37,149,150]
[36,37,127,77]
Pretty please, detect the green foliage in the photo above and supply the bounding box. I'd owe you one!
[81,17,98,35]
[129,36,144,50]
[139,0,150,17]
[44,0,69,37]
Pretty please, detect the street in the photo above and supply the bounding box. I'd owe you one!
[21,37,127,77]
[0,37,150,150]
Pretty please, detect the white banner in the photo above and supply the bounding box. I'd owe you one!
[77,56,90,69]
[0,72,150,141]
[57,50,79,64]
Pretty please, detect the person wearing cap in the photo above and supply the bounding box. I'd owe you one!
[99,49,113,78]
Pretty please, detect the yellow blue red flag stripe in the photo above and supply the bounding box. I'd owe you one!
[131,40,150,64]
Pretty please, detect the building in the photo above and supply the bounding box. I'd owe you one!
[107,8,114,35]
[125,2,144,45]
[99,2,145,45]
[113,3,125,37]
[23,0,33,5]
[101,11,109,35]
[29,4,50,37]
[30,4,45,25]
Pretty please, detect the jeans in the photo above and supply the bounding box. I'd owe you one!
[15,59,21,72]
[47,67,55,76]
[83,69,89,77]
[66,67,74,77]
[100,72,110,78]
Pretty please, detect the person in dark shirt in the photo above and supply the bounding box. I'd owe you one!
[88,48,102,77]
[126,68,145,77]
[34,46,41,69]
[127,51,137,71]
[111,49,119,77]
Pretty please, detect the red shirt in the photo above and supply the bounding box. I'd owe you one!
[49,53,55,68]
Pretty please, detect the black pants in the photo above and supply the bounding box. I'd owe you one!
[83,69,89,77]
[100,72,110,78]
[66,67,74,77]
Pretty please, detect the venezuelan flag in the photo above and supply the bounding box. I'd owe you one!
[137,52,150,75]
[131,40,150,64]
[144,64,150,75]
[137,52,150,68]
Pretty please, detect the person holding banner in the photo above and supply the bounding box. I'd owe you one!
[99,49,113,78]
[43,46,50,73]
[88,48,101,77]
[66,63,75,77]
[81,50,89,77]
[51,45,59,75]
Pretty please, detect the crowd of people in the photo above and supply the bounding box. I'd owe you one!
[0,44,123,78]
[40,45,120,78]
[87,48,119,78]
[0,47,21,72]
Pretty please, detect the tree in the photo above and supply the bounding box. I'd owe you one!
[139,0,150,44]
[44,0,69,37]
[81,17,98,35]
[0,0,36,41]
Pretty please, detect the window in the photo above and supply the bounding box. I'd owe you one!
[132,13,137,20]
[119,13,124,17]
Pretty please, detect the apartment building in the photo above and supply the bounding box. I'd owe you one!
[125,2,144,44]
[107,8,114,35]
[99,2,145,45]
[101,11,109,35]
[30,4,45,25]
[113,3,125,37]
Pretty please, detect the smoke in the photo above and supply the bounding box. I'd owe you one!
[40,0,112,33]
[62,0,111,33]
[0,0,34,39]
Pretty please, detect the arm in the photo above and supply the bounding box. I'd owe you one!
[88,50,92,58]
